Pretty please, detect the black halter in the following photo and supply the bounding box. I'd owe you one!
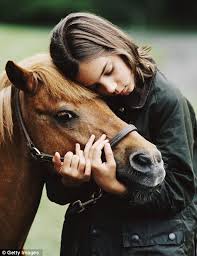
[15,88,137,163]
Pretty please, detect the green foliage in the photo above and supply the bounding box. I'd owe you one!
[0,0,94,24]
[0,0,197,28]
[93,0,197,28]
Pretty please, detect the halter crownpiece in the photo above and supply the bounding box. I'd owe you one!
[14,88,137,163]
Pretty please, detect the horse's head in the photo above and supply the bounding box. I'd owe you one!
[5,54,165,203]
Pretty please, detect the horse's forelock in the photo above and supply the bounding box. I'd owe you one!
[35,63,98,102]
[17,53,97,102]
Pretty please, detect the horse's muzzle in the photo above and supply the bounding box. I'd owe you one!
[128,150,166,187]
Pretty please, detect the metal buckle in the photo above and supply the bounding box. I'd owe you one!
[70,188,103,214]
[71,200,85,213]
[29,146,41,160]
[91,188,103,202]
[31,146,41,155]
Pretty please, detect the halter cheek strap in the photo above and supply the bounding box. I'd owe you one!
[15,88,137,163]
[15,87,138,214]
[109,125,137,148]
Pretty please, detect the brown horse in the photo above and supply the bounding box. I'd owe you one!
[0,53,165,249]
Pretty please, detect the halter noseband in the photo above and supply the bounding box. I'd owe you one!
[15,89,137,163]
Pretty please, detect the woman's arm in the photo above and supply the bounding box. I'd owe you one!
[45,173,86,205]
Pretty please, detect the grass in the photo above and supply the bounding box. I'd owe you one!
[25,190,67,256]
[0,24,50,72]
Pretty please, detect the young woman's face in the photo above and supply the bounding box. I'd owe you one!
[76,55,135,96]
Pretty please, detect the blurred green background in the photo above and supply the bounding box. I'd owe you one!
[0,1,197,255]
[0,0,197,28]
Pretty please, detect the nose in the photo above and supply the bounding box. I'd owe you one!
[101,78,117,93]
[128,150,165,188]
[105,83,117,93]
[130,153,152,173]
[129,151,162,173]
[133,153,152,167]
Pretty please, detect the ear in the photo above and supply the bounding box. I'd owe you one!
[5,60,38,94]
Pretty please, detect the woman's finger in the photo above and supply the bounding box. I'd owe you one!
[104,143,116,166]
[92,134,106,148]
[84,158,91,180]
[75,143,86,173]
[91,139,109,163]
[89,134,107,160]
[84,135,95,159]
[52,152,62,172]
[61,151,73,170]
[70,154,80,172]
[75,143,81,156]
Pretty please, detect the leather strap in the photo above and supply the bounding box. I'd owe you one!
[15,87,138,215]
[15,88,137,163]
[109,125,137,148]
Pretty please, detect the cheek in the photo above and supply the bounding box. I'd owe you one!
[117,69,131,84]
[119,62,132,78]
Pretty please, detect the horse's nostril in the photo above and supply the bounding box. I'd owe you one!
[132,153,152,167]
[155,151,162,164]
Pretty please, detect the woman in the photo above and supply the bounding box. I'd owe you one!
[46,12,197,256]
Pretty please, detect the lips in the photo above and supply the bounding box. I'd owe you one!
[114,86,127,95]
[114,89,123,95]
[122,90,131,96]
[120,87,129,95]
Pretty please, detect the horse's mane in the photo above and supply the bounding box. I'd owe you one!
[0,53,97,143]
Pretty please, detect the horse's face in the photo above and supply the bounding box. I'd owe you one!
[6,56,165,202]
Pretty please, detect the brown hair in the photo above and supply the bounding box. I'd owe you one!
[50,12,156,82]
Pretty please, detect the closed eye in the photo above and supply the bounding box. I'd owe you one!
[104,62,114,76]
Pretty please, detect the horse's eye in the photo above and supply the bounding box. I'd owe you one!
[54,111,77,124]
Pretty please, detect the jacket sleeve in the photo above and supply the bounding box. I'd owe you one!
[126,83,196,217]
[45,173,93,205]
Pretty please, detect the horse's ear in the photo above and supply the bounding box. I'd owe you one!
[5,61,38,94]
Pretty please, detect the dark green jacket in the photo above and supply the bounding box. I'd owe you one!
[46,71,197,256]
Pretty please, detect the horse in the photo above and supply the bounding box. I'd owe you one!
[0,53,165,248]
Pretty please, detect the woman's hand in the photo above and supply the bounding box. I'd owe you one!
[52,135,95,186]
[88,134,127,195]
[52,134,127,195]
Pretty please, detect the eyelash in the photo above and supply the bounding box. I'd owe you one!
[105,65,114,76]
[89,63,114,91]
